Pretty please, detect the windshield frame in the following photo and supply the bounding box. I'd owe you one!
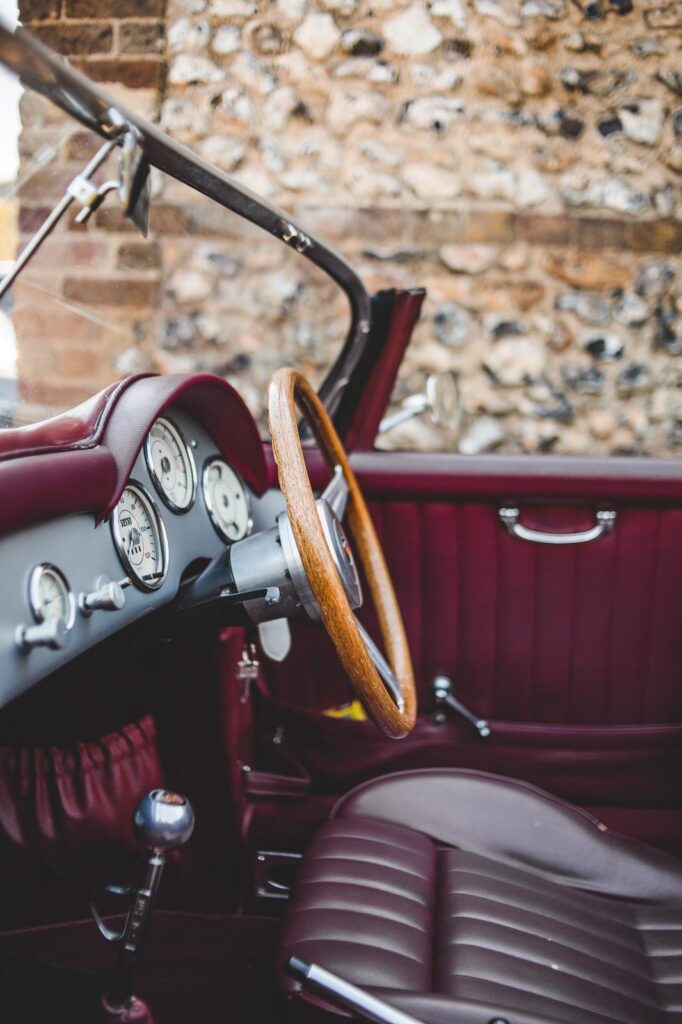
[0,20,373,426]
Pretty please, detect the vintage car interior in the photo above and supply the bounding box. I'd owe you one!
[0,22,680,1024]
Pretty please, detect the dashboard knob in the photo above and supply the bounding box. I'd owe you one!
[15,619,69,653]
[79,576,126,616]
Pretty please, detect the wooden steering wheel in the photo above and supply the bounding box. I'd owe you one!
[268,368,417,739]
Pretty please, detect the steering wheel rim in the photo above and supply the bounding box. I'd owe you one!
[268,368,417,739]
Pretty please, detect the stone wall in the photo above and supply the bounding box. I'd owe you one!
[13,0,682,453]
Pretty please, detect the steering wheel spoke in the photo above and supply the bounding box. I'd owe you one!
[321,465,349,520]
[353,615,404,713]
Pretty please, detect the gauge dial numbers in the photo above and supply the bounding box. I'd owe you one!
[145,417,197,513]
[111,483,168,591]
[28,564,76,630]
[203,458,252,543]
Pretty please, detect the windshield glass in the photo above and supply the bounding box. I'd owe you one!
[0,76,348,434]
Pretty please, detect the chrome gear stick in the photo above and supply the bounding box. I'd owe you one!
[92,790,195,1023]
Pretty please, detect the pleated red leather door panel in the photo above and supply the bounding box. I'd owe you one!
[261,452,682,852]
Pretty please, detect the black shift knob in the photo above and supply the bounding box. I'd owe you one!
[133,789,195,851]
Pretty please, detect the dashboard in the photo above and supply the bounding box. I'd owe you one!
[0,375,272,710]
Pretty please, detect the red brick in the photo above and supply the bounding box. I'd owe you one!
[518,214,571,246]
[63,276,159,306]
[117,241,161,270]
[64,0,163,15]
[20,0,61,20]
[463,211,516,244]
[573,217,628,251]
[64,131,103,162]
[627,220,682,253]
[17,377,101,409]
[17,340,107,378]
[119,20,165,54]
[413,211,468,247]
[90,207,130,233]
[72,57,164,90]
[13,300,118,345]
[31,22,113,55]
[19,205,53,234]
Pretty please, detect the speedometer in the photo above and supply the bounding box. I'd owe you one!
[203,458,252,542]
[145,417,196,513]
[111,483,168,590]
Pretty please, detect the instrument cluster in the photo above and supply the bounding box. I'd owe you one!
[11,411,253,668]
[111,416,252,592]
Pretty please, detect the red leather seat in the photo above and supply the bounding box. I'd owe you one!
[279,769,682,1024]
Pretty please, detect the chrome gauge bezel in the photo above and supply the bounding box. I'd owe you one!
[144,416,197,514]
[202,457,253,543]
[111,481,169,592]
[28,563,76,630]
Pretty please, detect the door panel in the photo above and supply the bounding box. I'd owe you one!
[260,452,682,852]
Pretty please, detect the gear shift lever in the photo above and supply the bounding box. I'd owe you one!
[92,790,195,1023]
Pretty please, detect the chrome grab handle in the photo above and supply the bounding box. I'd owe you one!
[499,507,616,545]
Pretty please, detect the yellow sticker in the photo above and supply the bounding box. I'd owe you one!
[323,700,368,721]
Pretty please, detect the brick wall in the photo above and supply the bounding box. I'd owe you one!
[13,0,168,408]
[11,0,682,453]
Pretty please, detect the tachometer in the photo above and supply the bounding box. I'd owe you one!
[203,458,252,542]
[145,417,196,513]
[28,564,76,630]
[112,483,168,590]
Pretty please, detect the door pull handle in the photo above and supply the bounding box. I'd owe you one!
[499,507,616,545]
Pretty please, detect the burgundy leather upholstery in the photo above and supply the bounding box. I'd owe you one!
[344,290,425,452]
[279,769,682,1024]
[263,455,682,852]
[0,372,267,538]
[0,715,163,875]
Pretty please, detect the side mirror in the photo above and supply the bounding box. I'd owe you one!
[378,371,461,435]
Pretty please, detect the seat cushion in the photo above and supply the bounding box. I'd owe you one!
[279,770,682,1024]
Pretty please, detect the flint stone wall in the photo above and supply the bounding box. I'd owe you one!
[17,0,682,454]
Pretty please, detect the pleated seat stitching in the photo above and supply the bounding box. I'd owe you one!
[442,894,640,949]
[295,876,429,906]
[442,868,633,925]
[290,935,427,967]
[438,914,652,978]
[452,974,659,1024]
[318,828,434,860]
[288,903,430,935]
[441,939,658,1003]
[309,852,429,882]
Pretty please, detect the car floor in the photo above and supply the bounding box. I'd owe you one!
[0,912,282,1024]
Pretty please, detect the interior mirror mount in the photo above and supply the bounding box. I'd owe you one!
[0,116,149,301]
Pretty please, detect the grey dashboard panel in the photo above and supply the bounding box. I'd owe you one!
[0,406,265,708]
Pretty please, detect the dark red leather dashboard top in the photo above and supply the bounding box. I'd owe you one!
[0,373,267,538]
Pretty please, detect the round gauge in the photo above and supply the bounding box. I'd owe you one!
[203,458,252,543]
[111,483,168,591]
[28,564,76,630]
[145,417,196,513]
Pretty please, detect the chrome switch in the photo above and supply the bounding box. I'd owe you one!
[16,619,69,652]
[79,576,126,616]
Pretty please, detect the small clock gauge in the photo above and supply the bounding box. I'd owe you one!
[28,564,76,631]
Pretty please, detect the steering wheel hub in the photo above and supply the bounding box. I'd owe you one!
[277,502,362,621]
